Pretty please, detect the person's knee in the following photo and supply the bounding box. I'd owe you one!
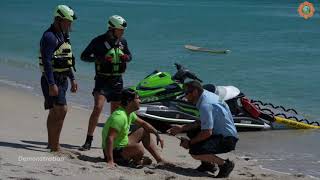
[134,127,146,137]
[93,104,103,114]
[191,154,200,160]
[48,109,55,116]
[50,105,68,121]
[52,104,68,114]
[139,127,148,136]
[123,144,144,160]
[133,144,144,157]
[62,105,67,113]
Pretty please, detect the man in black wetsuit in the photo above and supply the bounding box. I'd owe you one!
[79,15,132,151]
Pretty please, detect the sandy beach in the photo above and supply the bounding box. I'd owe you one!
[0,84,316,180]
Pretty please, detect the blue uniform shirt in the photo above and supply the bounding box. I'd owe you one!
[196,90,238,138]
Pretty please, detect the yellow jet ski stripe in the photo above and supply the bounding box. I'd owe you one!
[274,116,320,129]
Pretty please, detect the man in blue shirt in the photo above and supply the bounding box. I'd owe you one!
[168,81,238,178]
[39,5,78,152]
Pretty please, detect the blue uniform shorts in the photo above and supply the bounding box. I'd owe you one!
[187,128,238,155]
[41,73,68,110]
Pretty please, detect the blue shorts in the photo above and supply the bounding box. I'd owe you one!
[41,74,68,110]
[93,76,123,102]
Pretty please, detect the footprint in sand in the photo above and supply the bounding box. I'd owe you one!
[3,163,23,168]
[238,172,255,177]
[294,173,305,178]
[177,155,187,158]
[26,170,41,174]
[91,164,104,169]
[119,176,129,180]
[8,177,39,180]
[51,168,72,176]
[79,166,91,172]
[261,173,267,177]
[144,169,155,174]
[247,163,256,167]
[165,175,177,180]
[51,149,81,159]
[11,169,20,173]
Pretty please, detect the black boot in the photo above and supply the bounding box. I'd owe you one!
[216,159,235,178]
[195,161,217,173]
[79,135,93,151]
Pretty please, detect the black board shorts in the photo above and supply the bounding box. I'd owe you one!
[93,76,123,102]
[103,147,130,165]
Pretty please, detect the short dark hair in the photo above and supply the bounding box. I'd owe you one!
[54,16,63,22]
[184,80,203,94]
[121,88,137,106]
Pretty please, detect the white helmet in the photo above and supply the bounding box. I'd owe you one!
[108,15,127,29]
[54,5,77,22]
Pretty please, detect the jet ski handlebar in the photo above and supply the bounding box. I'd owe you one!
[173,63,202,83]
[186,71,202,83]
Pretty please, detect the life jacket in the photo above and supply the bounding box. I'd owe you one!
[96,46,126,77]
[241,97,261,119]
[39,38,75,73]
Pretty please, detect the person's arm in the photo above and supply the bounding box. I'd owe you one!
[121,39,132,62]
[68,70,78,93]
[182,121,200,132]
[189,104,213,145]
[40,33,57,86]
[105,128,118,166]
[167,121,200,136]
[134,117,163,148]
[80,39,97,62]
[134,117,159,136]
[67,70,75,81]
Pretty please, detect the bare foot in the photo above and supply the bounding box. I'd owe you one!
[157,160,175,167]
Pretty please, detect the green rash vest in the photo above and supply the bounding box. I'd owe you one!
[102,107,138,149]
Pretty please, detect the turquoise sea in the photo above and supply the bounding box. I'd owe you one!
[0,0,319,178]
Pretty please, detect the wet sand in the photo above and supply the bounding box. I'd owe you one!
[0,84,315,180]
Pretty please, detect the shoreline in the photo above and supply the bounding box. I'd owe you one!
[0,83,317,180]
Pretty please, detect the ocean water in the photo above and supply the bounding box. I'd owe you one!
[0,0,319,177]
[238,129,320,178]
